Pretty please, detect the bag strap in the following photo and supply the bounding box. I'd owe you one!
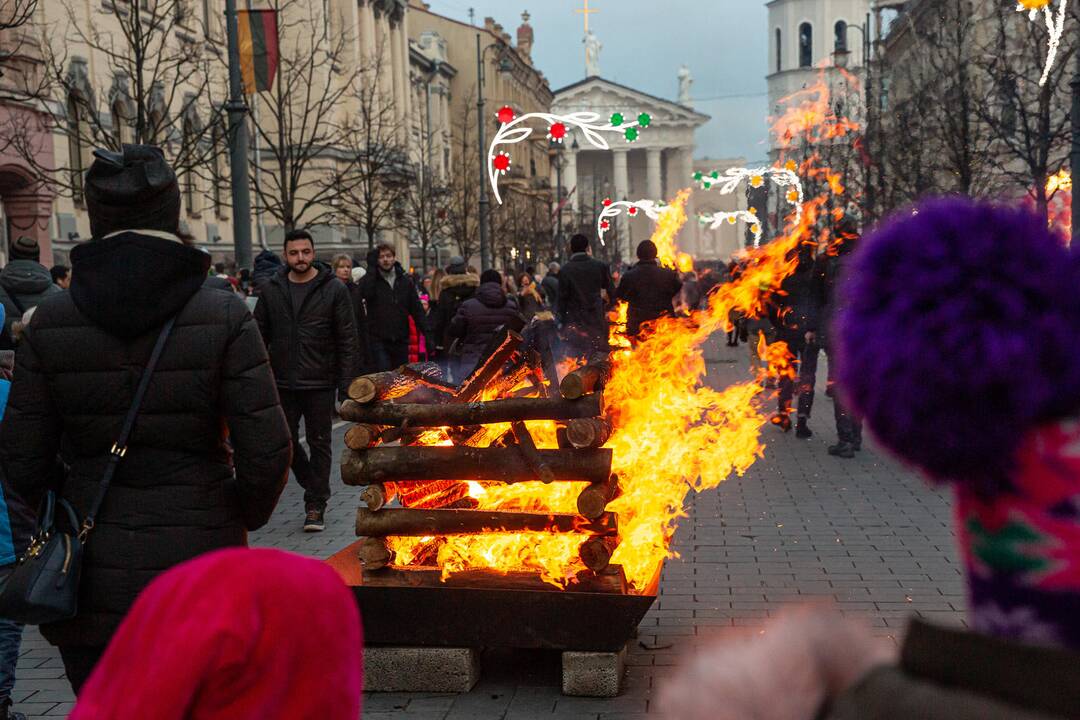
[79,317,176,541]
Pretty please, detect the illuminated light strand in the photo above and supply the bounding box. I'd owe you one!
[698,210,763,248]
[1017,0,1068,87]
[695,166,805,241]
[596,199,670,245]
[488,110,651,205]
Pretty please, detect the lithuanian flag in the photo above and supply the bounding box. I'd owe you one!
[237,9,279,94]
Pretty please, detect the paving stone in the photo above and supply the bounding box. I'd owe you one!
[364,647,480,693]
[561,645,627,698]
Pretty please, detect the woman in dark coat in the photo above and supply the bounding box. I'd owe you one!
[0,146,292,692]
[449,270,525,375]
[516,272,545,322]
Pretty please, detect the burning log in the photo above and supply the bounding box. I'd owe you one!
[389,480,471,510]
[511,421,555,484]
[355,508,618,537]
[565,417,613,449]
[456,329,523,401]
[357,537,394,571]
[577,473,621,520]
[339,395,602,427]
[344,424,389,450]
[348,365,456,405]
[360,483,396,511]
[341,446,612,486]
[559,362,612,400]
[579,536,619,573]
[359,566,629,595]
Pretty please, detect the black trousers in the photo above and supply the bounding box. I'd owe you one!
[59,644,106,694]
[279,389,335,509]
[777,337,818,419]
[371,338,409,372]
[824,346,863,445]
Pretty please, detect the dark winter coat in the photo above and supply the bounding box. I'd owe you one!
[433,272,480,351]
[617,260,682,335]
[768,256,816,344]
[449,282,525,374]
[251,249,284,294]
[807,251,854,345]
[540,273,560,318]
[826,621,1080,720]
[358,263,428,347]
[254,266,359,392]
[558,253,615,334]
[0,260,62,350]
[0,232,292,648]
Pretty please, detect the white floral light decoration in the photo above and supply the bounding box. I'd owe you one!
[695,165,805,247]
[698,210,764,247]
[596,199,670,245]
[487,107,650,205]
[1017,0,1068,87]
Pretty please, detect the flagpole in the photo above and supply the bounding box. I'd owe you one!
[225,0,254,271]
[252,95,268,251]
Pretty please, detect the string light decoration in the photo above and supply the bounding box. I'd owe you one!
[694,165,805,247]
[487,108,650,205]
[595,198,671,245]
[698,210,763,247]
[1017,0,1068,87]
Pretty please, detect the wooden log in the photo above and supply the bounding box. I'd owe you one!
[339,394,602,427]
[511,421,555,484]
[455,329,523,401]
[579,535,620,573]
[359,565,629,595]
[559,361,612,400]
[360,483,396,511]
[345,424,389,450]
[565,417,613,449]
[355,508,618,537]
[357,537,394,571]
[348,365,456,405]
[577,473,622,520]
[341,446,612,486]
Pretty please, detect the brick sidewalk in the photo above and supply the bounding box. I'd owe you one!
[11,341,964,718]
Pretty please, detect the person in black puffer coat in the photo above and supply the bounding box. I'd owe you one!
[0,236,62,351]
[0,145,292,694]
[449,269,525,375]
[767,243,818,434]
[617,240,682,336]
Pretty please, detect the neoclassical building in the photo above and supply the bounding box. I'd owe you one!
[551,77,711,263]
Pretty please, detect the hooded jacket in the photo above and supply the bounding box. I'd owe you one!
[0,231,292,648]
[434,272,480,350]
[0,259,61,350]
[254,265,359,392]
[558,253,615,334]
[358,262,428,346]
[69,548,363,720]
[251,249,284,293]
[617,260,682,335]
[450,281,525,374]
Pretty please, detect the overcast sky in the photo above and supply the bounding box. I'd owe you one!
[422,0,770,164]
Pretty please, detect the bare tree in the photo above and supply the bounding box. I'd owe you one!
[247,0,367,233]
[398,102,449,273]
[336,39,409,250]
[443,87,479,263]
[1,0,224,200]
[0,0,41,101]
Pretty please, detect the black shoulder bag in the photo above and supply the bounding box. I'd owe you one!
[0,317,176,625]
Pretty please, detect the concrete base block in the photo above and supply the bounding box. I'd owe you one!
[364,647,480,693]
[561,644,627,697]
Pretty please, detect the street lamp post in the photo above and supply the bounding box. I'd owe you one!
[224,0,253,270]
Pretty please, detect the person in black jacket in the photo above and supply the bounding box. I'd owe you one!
[617,240,682,336]
[432,257,480,380]
[558,234,616,359]
[541,262,560,319]
[0,145,292,693]
[0,236,62,351]
[450,269,526,375]
[254,230,357,533]
[358,243,428,371]
[768,244,818,434]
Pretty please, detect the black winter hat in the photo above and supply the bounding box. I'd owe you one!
[85,145,181,239]
[9,235,39,260]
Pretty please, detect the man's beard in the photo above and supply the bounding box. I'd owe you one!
[289,261,311,273]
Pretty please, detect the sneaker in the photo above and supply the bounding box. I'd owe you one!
[303,507,326,532]
[771,413,792,432]
[1,701,26,720]
[828,442,856,459]
[852,440,862,452]
[795,418,813,439]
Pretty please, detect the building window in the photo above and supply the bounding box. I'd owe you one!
[799,22,813,68]
[111,101,131,147]
[835,21,847,53]
[67,95,85,203]
[775,28,782,72]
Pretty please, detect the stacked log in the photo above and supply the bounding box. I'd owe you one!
[341,335,622,588]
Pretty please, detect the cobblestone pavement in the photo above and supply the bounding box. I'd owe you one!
[11,340,965,718]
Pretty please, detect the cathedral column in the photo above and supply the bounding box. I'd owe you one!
[612,148,630,246]
[646,148,663,200]
[673,146,698,256]
[360,1,377,66]
[564,147,578,213]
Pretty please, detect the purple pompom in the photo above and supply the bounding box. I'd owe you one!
[835,198,1080,493]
